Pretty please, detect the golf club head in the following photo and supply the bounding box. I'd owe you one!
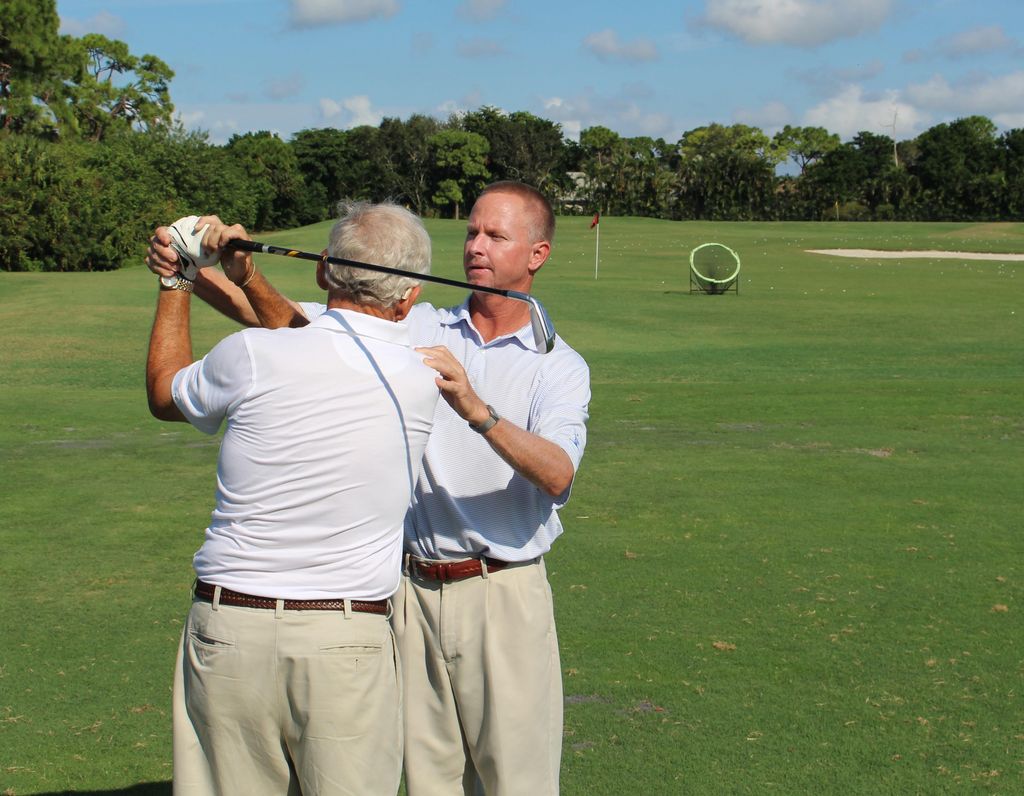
[507,291,556,354]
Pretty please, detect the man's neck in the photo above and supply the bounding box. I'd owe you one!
[327,297,399,322]
[469,293,530,343]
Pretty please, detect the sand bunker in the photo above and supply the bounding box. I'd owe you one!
[808,249,1024,261]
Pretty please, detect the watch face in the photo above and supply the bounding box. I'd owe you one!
[160,275,178,288]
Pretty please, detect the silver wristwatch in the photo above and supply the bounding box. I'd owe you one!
[469,405,500,434]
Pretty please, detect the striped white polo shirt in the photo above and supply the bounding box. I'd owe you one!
[300,299,591,561]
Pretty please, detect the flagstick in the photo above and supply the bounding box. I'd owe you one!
[594,221,600,280]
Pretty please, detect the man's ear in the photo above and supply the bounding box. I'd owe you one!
[316,250,329,290]
[528,240,551,276]
[394,284,422,321]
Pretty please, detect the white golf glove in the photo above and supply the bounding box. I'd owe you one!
[167,216,219,280]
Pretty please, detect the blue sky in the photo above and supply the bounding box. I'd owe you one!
[57,0,1024,145]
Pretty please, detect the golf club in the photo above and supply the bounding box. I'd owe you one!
[224,239,556,354]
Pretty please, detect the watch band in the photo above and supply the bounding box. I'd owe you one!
[469,404,500,434]
[159,274,195,293]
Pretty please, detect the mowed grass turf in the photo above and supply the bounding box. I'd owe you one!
[1,218,1021,794]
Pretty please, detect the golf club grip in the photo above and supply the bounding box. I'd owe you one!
[224,238,510,297]
[224,238,317,262]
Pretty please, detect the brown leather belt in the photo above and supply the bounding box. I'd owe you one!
[194,580,388,614]
[409,556,509,583]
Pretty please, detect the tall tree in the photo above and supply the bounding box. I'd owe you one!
[676,124,780,220]
[1,2,173,139]
[377,114,440,215]
[0,0,75,135]
[578,125,621,215]
[428,129,489,219]
[998,128,1024,219]
[773,125,840,174]
[224,131,307,230]
[609,136,676,217]
[799,132,893,219]
[66,34,174,141]
[461,106,564,193]
[911,116,1001,219]
[291,127,362,220]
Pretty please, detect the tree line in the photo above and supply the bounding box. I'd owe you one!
[3,0,1022,271]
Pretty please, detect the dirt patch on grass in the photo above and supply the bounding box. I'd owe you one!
[808,249,1024,261]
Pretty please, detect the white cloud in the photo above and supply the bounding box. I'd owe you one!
[266,74,304,101]
[434,91,484,120]
[734,100,793,132]
[905,71,1024,119]
[176,110,206,128]
[59,11,125,37]
[320,98,342,118]
[993,112,1024,129]
[540,90,672,141]
[617,105,674,137]
[176,102,310,144]
[700,0,893,47]
[802,84,924,140]
[457,38,506,58]
[939,26,1016,59]
[583,30,659,63]
[344,95,383,126]
[290,0,399,28]
[458,0,507,21]
[904,26,1019,63]
[789,59,886,96]
[542,98,581,141]
[320,95,383,128]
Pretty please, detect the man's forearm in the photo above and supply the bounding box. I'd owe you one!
[194,268,259,326]
[240,269,310,329]
[195,267,309,329]
[146,288,192,422]
[478,420,575,498]
[418,343,577,497]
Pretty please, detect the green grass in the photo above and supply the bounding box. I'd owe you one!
[1,218,1022,794]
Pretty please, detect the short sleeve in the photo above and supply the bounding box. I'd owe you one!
[533,349,591,505]
[171,332,254,435]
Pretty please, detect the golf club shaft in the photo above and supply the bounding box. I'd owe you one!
[225,239,511,298]
[224,237,555,354]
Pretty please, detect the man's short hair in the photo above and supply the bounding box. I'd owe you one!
[325,200,431,307]
[479,182,555,244]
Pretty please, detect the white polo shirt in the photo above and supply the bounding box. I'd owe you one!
[300,299,591,562]
[172,308,439,600]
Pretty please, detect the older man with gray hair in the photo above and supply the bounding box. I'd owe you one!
[146,201,442,795]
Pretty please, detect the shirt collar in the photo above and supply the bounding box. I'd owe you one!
[311,307,411,347]
[439,298,537,351]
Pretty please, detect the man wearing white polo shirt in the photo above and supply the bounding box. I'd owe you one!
[145,201,440,795]
[147,182,591,795]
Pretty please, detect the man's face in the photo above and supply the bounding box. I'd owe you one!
[463,192,548,293]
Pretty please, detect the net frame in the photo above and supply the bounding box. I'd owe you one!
[689,243,741,295]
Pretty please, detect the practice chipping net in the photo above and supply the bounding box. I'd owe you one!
[689,243,740,295]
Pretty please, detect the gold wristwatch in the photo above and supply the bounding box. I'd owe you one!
[159,274,195,293]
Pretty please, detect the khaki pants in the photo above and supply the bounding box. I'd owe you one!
[172,598,402,796]
[392,559,562,796]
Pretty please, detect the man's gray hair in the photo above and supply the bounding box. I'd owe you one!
[324,200,431,307]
